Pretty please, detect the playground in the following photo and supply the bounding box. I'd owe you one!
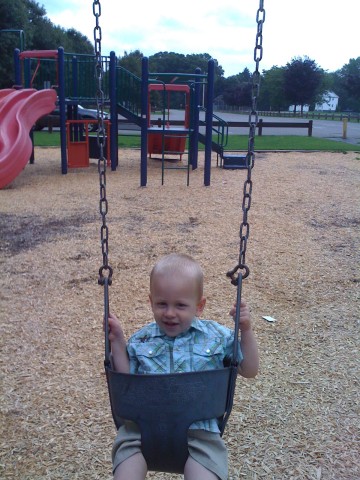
[1,147,359,479]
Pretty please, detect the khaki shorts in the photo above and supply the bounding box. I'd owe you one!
[112,421,228,480]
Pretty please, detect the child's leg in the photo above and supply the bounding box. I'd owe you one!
[113,452,147,480]
[184,456,219,480]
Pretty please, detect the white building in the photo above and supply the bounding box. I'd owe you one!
[315,91,339,111]
[289,91,339,113]
[288,104,309,112]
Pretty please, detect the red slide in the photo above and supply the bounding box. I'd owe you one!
[0,88,57,189]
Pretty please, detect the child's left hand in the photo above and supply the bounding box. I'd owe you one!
[229,301,251,332]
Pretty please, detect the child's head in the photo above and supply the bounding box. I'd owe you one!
[149,254,206,337]
[150,254,204,298]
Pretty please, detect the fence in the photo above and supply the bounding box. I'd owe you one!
[162,119,313,136]
[211,119,313,136]
[213,105,360,122]
[258,111,360,122]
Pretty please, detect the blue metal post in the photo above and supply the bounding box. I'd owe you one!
[14,49,21,86]
[58,47,67,174]
[109,51,118,169]
[71,56,81,141]
[140,57,149,187]
[204,59,214,186]
[24,58,31,88]
[190,67,201,170]
[72,56,78,98]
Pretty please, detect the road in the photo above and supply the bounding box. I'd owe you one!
[118,110,360,146]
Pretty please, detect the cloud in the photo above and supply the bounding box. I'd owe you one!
[42,1,259,75]
[42,0,359,76]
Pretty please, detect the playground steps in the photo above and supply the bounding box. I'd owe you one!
[222,154,248,170]
[117,103,142,127]
[197,132,223,155]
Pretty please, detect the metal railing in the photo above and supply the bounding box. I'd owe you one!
[199,106,228,152]
[116,66,142,117]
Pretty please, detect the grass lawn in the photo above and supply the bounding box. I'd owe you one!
[225,135,360,152]
[33,131,360,152]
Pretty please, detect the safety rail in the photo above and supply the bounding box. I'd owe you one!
[20,55,57,91]
[16,50,111,101]
[64,52,110,100]
[116,66,142,118]
[199,107,228,152]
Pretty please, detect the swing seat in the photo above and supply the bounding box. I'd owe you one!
[105,365,238,474]
[222,154,248,170]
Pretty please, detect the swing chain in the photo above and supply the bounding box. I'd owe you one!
[227,0,265,286]
[93,0,113,286]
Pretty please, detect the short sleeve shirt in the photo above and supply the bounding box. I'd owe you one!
[127,318,243,433]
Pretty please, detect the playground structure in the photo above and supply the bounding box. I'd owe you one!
[147,83,191,184]
[0,45,242,189]
[147,83,190,160]
[66,119,111,169]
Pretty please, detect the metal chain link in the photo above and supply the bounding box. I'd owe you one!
[92,0,264,288]
[93,0,113,286]
[227,0,265,286]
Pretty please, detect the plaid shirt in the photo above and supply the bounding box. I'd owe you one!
[127,318,242,433]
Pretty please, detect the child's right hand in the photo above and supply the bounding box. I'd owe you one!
[107,313,126,344]
[106,313,130,373]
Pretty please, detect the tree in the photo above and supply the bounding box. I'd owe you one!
[336,57,360,111]
[222,68,252,107]
[283,56,325,114]
[0,0,93,88]
[258,66,286,111]
[64,28,93,54]
[118,49,144,78]
[0,0,28,86]
[148,51,224,78]
[117,50,225,107]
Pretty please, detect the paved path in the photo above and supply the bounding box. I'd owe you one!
[210,111,360,146]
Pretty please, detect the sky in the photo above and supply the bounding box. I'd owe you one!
[41,0,359,77]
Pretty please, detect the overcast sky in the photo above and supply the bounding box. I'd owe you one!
[41,0,358,77]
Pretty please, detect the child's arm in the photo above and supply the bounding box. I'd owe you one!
[107,313,130,373]
[230,301,259,378]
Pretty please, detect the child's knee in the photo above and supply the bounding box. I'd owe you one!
[113,452,147,480]
[184,456,219,480]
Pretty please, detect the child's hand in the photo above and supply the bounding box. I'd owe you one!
[106,313,130,373]
[229,301,251,332]
[107,313,126,344]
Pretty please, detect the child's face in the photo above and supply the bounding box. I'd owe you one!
[149,273,206,337]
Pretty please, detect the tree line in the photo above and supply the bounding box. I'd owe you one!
[0,0,93,88]
[1,0,359,112]
[258,57,360,113]
[118,51,360,113]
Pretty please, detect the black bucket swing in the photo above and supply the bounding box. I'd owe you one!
[93,0,265,474]
[103,276,242,474]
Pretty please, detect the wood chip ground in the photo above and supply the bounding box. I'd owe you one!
[1,148,359,479]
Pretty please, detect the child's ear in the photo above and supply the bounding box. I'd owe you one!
[196,297,206,316]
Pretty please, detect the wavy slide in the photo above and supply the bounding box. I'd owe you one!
[0,88,57,189]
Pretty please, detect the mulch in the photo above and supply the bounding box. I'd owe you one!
[1,148,359,479]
